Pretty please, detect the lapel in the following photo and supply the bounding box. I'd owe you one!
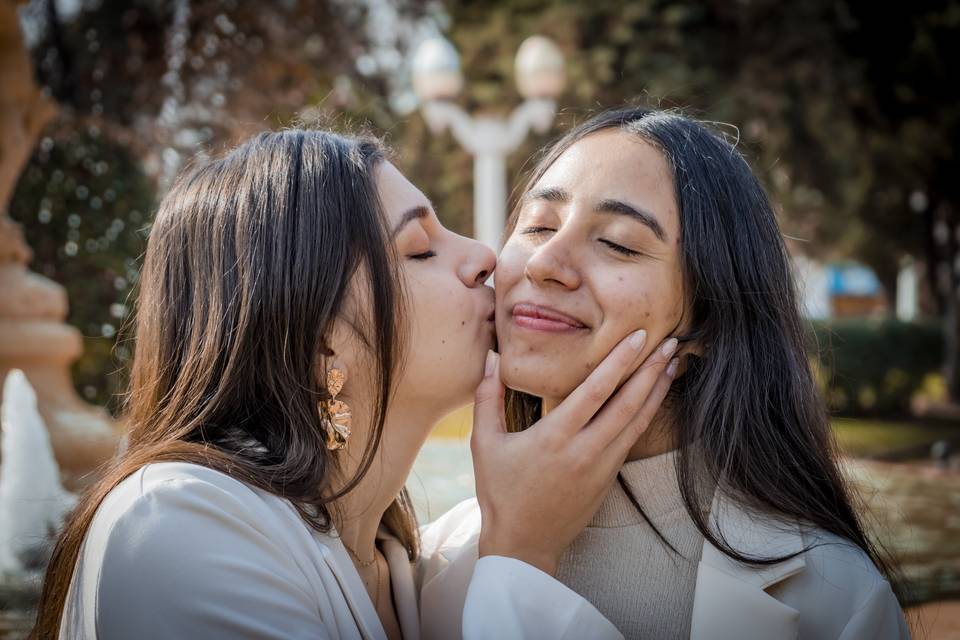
[379,527,422,640]
[690,491,806,640]
[315,530,389,640]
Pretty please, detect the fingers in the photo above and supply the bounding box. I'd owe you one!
[579,338,679,453]
[545,329,648,439]
[608,356,677,457]
[471,350,507,449]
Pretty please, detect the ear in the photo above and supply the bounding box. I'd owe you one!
[315,352,350,392]
[317,316,353,388]
[679,340,704,358]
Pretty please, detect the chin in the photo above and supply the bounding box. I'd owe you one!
[499,350,582,399]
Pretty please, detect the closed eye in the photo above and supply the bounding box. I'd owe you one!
[409,250,436,260]
[521,227,555,235]
[600,239,642,257]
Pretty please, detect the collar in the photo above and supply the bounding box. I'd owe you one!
[691,490,806,639]
[313,526,419,640]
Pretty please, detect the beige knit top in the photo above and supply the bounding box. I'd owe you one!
[556,448,715,640]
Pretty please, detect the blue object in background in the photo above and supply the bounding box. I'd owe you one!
[827,263,881,296]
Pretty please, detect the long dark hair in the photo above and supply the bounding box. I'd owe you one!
[505,107,900,593]
[32,129,419,638]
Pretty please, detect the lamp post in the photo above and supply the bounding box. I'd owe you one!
[412,35,566,250]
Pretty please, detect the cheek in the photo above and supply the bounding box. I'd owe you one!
[599,269,685,337]
[404,267,475,353]
[494,239,527,290]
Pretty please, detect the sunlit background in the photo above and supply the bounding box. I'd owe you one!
[1,0,959,637]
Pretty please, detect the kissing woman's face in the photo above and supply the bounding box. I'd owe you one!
[495,129,688,408]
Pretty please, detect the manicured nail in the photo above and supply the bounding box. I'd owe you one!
[484,350,498,377]
[660,338,679,357]
[666,357,679,378]
[629,329,647,350]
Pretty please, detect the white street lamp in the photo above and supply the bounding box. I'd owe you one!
[412,35,566,250]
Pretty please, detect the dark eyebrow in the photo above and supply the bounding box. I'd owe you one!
[595,199,667,243]
[524,187,570,203]
[391,205,430,237]
[525,187,668,244]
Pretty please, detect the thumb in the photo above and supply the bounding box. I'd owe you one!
[472,350,506,446]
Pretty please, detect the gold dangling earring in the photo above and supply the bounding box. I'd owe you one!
[319,368,352,450]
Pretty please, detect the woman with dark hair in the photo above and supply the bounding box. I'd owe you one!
[420,108,910,639]
[32,129,677,639]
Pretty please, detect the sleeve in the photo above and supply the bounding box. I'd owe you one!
[462,556,623,640]
[93,477,329,640]
[838,579,911,640]
[418,500,622,640]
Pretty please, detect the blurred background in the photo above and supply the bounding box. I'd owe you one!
[1,0,959,637]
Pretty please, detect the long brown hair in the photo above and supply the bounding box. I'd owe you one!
[32,129,419,638]
[505,108,902,596]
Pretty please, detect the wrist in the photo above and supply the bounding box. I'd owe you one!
[478,535,559,577]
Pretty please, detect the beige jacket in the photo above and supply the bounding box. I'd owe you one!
[418,493,910,639]
[60,462,617,639]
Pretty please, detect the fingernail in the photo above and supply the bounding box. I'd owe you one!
[660,338,679,357]
[666,357,679,378]
[484,350,498,377]
[629,329,647,350]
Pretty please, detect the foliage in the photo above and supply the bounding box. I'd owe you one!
[9,123,154,412]
[809,319,944,416]
[8,0,960,411]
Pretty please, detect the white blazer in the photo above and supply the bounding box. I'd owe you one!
[60,462,617,639]
[418,493,910,640]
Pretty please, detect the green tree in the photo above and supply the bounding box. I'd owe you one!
[393,0,960,398]
[9,0,428,411]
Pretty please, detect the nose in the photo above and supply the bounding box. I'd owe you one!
[458,237,497,287]
[524,234,581,289]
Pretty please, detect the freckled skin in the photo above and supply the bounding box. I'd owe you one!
[495,131,691,403]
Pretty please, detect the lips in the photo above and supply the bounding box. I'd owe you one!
[511,303,587,332]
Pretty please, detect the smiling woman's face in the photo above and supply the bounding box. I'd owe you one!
[495,129,687,405]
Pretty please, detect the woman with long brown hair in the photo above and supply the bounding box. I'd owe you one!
[33,129,678,639]
[419,108,910,639]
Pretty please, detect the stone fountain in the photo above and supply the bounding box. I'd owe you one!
[0,370,76,577]
[0,0,121,493]
[0,216,121,491]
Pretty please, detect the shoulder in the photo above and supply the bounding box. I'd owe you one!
[417,498,482,591]
[420,497,482,558]
[74,462,325,639]
[775,528,906,638]
[95,460,303,533]
[88,461,313,582]
[798,528,888,587]
[710,494,905,637]
[87,461,313,572]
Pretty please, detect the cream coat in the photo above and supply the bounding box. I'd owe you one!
[59,462,617,639]
[418,492,910,639]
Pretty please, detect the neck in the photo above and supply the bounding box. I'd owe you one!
[541,396,677,461]
[332,400,445,562]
